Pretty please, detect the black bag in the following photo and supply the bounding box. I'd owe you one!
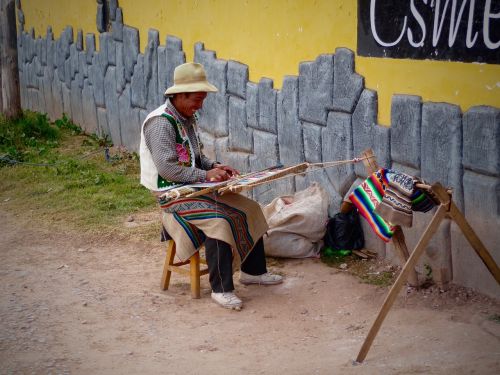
[323,209,364,251]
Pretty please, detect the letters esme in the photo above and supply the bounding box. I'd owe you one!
[357,0,500,64]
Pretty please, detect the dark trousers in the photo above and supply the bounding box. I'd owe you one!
[204,237,267,293]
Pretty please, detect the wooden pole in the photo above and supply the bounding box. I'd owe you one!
[355,192,449,363]
[161,240,176,291]
[448,202,500,284]
[391,228,419,286]
[0,2,4,114]
[0,0,21,119]
[190,252,201,299]
[0,48,3,113]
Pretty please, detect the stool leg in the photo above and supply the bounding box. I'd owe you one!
[161,240,176,290]
[190,252,201,299]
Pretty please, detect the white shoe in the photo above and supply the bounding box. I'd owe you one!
[211,292,243,310]
[239,271,283,285]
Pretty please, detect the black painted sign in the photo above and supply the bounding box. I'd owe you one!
[357,0,500,64]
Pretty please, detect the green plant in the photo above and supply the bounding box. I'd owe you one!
[0,111,61,163]
[89,132,113,147]
[424,263,433,280]
[54,113,83,135]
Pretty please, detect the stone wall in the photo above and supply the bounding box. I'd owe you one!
[15,3,499,298]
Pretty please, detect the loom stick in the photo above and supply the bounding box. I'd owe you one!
[218,163,309,195]
[447,201,500,284]
[356,194,449,363]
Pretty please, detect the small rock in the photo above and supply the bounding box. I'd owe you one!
[127,216,134,222]
[82,302,88,306]
[81,320,87,324]
[339,263,348,270]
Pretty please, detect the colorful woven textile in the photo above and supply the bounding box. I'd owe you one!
[349,170,396,242]
[375,170,416,227]
[159,193,268,263]
[349,169,437,242]
[411,189,436,213]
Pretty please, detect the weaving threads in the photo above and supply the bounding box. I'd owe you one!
[162,155,373,203]
[224,156,372,194]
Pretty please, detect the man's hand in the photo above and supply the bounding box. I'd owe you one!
[206,164,240,182]
[206,168,230,182]
[213,163,240,178]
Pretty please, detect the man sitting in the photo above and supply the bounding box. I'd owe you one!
[140,62,282,310]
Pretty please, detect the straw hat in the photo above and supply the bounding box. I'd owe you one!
[164,62,218,95]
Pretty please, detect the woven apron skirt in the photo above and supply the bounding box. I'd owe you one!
[159,193,269,266]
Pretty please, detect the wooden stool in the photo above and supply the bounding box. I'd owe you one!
[160,234,209,299]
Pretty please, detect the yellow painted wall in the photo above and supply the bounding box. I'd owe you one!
[21,1,96,43]
[22,0,500,125]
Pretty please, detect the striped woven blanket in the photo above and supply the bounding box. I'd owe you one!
[159,193,268,263]
[349,169,436,242]
[349,170,396,242]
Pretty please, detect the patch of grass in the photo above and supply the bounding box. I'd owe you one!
[359,270,395,287]
[0,111,61,163]
[320,249,396,287]
[0,112,157,239]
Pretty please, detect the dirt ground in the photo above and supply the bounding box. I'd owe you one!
[1,208,499,375]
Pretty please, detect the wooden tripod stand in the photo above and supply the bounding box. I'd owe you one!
[350,149,500,363]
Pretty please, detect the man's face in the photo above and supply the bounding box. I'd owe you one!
[176,92,207,117]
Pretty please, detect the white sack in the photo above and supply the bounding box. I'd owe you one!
[262,183,329,258]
